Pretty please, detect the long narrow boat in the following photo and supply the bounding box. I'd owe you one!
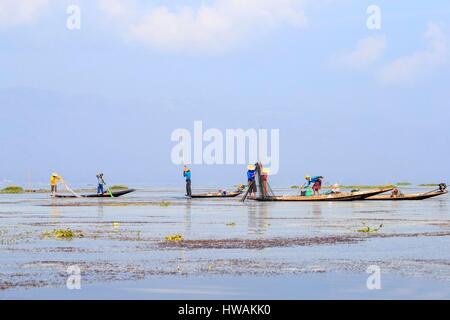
[54,189,136,198]
[256,187,393,202]
[366,190,448,201]
[188,190,243,199]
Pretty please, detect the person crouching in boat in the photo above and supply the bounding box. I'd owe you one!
[304,175,323,196]
[50,172,62,197]
[331,183,341,194]
[247,164,257,199]
[183,166,192,196]
[96,173,105,195]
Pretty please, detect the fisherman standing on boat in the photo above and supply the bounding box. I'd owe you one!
[261,167,270,198]
[247,164,257,199]
[96,173,105,195]
[50,172,62,197]
[304,175,323,196]
[183,166,192,196]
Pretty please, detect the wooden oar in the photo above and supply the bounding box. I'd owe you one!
[102,178,114,198]
[241,179,255,202]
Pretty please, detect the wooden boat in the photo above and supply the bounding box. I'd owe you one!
[366,190,448,201]
[54,189,135,198]
[188,190,244,199]
[255,187,393,202]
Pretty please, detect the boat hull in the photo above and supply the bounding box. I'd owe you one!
[256,187,393,202]
[54,189,136,198]
[188,191,243,199]
[366,190,447,201]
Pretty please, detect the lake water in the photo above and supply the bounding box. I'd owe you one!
[1,187,449,299]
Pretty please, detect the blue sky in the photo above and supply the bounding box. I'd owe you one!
[1,0,449,187]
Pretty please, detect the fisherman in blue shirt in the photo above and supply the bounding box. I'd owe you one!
[246,164,257,199]
[96,173,105,195]
[303,175,324,196]
[183,166,192,196]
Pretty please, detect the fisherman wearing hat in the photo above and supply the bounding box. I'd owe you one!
[246,164,257,199]
[50,172,62,197]
[96,173,105,195]
[304,175,324,196]
[183,166,192,196]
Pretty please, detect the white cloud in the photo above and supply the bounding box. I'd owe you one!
[332,35,386,69]
[0,0,49,27]
[98,0,308,53]
[379,23,449,85]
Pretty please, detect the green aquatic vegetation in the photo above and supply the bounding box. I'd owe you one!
[159,201,171,207]
[290,186,299,189]
[0,185,24,194]
[110,185,128,190]
[165,234,183,242]
[42,229,84,240]
[418,183,439,187]
[396,182,411,186]
[324,184,394,189]
[357,223,383,233]
[226,222,237,227]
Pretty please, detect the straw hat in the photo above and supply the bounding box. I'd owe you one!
[247,164,255,170]
[262,168,270,174]
[52,172,58,177]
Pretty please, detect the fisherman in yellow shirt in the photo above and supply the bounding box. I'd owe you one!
[50,172,63,197]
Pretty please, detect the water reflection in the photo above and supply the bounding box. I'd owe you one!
[248,203,269,235]
[97,205,104,217]
[184,201,192,236]
[312,203,322,216]
[50,205,60,219]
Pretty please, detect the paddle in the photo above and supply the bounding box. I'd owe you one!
[241,179,255,202]
[421,183,447,195]
[102,178,114,198]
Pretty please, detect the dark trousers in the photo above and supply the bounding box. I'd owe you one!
[186,179,192,196]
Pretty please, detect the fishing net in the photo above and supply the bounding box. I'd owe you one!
[255,163,276,200]
[241,163,276,201]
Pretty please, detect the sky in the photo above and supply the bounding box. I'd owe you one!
[0,0,449,188]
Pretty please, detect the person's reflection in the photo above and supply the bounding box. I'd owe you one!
[247,203,269,235]
[312,203,322,216]
[49,198,61,219]
[184,200,192,236]
[50,204,60,219]
[247,203,257,235]
[97,205,104,217]
[257,204,269,235]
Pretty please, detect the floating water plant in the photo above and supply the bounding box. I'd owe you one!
[226,222,236,227]
[357,223,383,233]
[160,201,171,207]
[42,229,84,240]
[165,234,183,242]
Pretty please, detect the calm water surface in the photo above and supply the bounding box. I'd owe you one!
[0,187,449,299]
